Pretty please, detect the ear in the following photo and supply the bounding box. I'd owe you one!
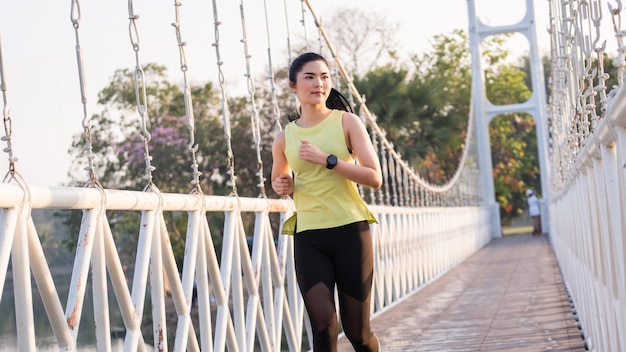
[289,81,297,92]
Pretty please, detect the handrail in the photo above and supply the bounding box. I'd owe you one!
[0,184,491,350]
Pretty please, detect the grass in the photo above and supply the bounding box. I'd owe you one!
[502,225,533,235]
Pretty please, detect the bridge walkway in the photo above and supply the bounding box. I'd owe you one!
[339,231,587,351]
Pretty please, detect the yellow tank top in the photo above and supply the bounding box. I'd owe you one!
[283,109,376,233]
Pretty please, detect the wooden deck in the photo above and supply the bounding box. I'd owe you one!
[339,232,587,351]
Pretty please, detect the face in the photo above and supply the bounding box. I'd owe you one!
[290,60,332,106]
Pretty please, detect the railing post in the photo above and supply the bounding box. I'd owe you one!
[91,216,111,351]
[0,207,18,298]
[13,205,36,350]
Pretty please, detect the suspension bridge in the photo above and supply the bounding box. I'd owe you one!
[0,0,625,351]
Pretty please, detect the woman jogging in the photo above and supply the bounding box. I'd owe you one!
[271,52,382,352]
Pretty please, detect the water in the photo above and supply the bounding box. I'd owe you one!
[0,266,130,350]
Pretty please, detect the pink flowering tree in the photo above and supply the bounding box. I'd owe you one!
[61,63,289,267]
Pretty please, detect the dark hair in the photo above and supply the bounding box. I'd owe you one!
[287,52,353,121]
[288,52,328,84]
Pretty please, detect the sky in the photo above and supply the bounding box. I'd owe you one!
[0,0,616,187]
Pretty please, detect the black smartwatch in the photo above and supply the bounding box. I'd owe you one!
[326,154,338,169]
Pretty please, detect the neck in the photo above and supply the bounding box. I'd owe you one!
[296,104,332,127]
[300,104,331,120]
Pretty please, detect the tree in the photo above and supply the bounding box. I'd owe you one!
[68,64,227,193]
[58,60,298,263]
[406,30,541,223]
[407,30,474,182]
[352,29,543,223]
[323,7,401,77]
[484,48,537,224]
[354,29,473,184]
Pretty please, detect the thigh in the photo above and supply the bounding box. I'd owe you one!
[334,221,374,301]
[294,230,336,294]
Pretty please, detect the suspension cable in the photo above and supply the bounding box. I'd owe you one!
[282,0,300,123]
[210,0,238,196]
[609,0,625,86]
[299,0,309,52]
[0,24,18,181]
[263,0,283,135]
[70,0,104,190]
[127,0,157,189]
[547,0,625,193]
[238,0,267,198]
[283,0,294,64]
[171,0,203,195]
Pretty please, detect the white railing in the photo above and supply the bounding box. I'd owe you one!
[546,0,626,350]
[548,85,626,352]
[0,182,492,351]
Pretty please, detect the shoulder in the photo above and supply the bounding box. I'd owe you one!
[273,129,286,145]
[339,111,365,129]
[278,121,297,137]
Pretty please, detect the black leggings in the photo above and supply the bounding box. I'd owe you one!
[294,221,379,352]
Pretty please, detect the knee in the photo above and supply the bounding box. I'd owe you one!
[346,331,378,352]
[312,316,339,351]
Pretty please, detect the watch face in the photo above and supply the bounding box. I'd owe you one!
[327,154,338,169]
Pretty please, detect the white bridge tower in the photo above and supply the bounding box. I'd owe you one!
[466,0,550,237]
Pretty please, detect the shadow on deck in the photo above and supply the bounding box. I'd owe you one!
[339,229,587,351]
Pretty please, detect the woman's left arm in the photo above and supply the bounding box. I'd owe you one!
[339,112,382,189]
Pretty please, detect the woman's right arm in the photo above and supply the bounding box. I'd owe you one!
[271,131,293,196]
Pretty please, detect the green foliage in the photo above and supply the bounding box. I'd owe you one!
[352,29,545,223]
[68,64,227,193]
[408,30,473,181]
[485,61,536,225]
[30,210,74,266]
[57,21,621,253]
[61,63,287,265]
